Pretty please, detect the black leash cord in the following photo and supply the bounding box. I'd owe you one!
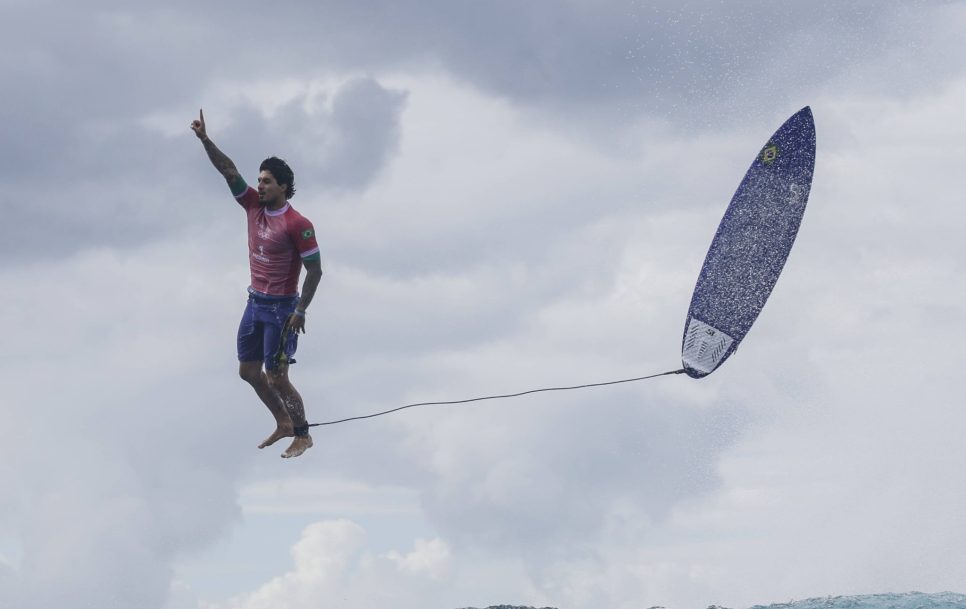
[308,368,686,427]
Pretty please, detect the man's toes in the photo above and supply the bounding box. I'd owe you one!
[258,427,293,449]
[281,437,313,458]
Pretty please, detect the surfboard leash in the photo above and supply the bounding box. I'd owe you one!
[307,368,686,427]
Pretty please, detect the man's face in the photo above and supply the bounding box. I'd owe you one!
[257,170,287,206]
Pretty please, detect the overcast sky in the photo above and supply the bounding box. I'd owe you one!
[2,2,965,608]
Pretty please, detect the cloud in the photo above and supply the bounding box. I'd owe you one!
[385,537,452,580]
[196,521,347,609]
[400,381,744,556]
[219,520,366,609]
[202,521,457,609]
[0,76,406,261]
[167,0,957,123]
[4,0,957,264]
[0,236,255,609]
[308,77,409,190]
[219,77,408,192]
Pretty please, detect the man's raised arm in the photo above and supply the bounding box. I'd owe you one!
[190,109,246,194]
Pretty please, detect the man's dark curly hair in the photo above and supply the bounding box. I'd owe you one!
[259,156,296,199]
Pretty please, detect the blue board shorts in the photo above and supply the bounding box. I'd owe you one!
[237,291,299,370]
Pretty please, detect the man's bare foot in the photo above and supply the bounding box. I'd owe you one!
[258,425,294,449]
[281,435,313,459]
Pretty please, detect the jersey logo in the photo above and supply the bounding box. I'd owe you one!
[302,229,315,240]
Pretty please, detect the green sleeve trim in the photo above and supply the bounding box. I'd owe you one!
[229,175,248,197]
[302,252,322,262]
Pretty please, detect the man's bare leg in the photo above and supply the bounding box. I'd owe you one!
[239,361,294,448]
[267,366,313,458]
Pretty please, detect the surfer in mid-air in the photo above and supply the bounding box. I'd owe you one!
[191,109,323,458]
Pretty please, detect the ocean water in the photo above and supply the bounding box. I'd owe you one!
[738,592,966,609]
[461,593,966,609]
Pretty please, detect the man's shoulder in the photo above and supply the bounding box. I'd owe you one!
[283,205,319,252]
[284,204,314,227]
[235,185,259,210]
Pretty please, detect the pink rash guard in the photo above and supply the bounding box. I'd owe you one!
[234,186,320,296]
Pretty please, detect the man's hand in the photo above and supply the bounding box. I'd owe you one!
[191,108,241,183]
[190,108,207,140]
[287,312,307,334]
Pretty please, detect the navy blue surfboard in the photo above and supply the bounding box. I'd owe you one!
[682,107,816,379]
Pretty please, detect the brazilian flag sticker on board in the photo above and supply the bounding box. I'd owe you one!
[760,144,779,165]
